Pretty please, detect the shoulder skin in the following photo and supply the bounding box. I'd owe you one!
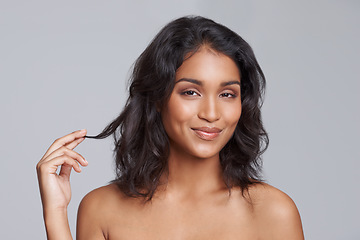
[76,183,304,240]
[249,183,304,240]
[76,184,122,240]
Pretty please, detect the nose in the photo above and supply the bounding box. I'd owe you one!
[198,96,220,122]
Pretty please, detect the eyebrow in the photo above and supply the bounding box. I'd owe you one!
[175,78,240,87]
[221,80,241,87]
[176,78,203,86]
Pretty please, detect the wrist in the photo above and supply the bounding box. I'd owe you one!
[43,207,68,219]
[43,208,72,240]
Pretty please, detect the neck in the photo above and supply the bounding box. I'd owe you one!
[160,147,227,199]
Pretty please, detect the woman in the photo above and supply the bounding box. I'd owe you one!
[37,16,304,239]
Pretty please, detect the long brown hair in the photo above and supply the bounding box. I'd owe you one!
[87,16,269,200]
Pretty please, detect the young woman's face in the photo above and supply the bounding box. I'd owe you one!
[161,47,242,160]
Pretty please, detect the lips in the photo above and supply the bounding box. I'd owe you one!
[191,127,222,141]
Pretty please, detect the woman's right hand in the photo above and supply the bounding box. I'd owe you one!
[36,129,88,212]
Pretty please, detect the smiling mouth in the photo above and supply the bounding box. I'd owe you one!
[191,127,222,141]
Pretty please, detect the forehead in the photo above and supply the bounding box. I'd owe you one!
[176,47,240,83]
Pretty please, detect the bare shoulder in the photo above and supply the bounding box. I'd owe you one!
[249,182,299,216]
[79,183,123,209]
[248,183,304,240]
[77,184,123,240]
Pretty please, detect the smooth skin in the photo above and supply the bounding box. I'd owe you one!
[37,47,304,240]
[37,129,88,240]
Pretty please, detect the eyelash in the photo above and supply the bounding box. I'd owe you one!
[220,92,237,98]
[181,90,199,96]
[180,90,237,98]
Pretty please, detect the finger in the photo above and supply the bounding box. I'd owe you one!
[42,129,87,159]
[64,137,85,150]
[44,129,87,158]
[41,146,88,167]
[59,163,74,179]
[39,155,82,175]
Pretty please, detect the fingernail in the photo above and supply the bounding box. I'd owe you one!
[80,129,86,133]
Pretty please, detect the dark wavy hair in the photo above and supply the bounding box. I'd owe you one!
[87,15,269,200]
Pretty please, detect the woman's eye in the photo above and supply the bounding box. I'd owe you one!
[220,92,236,98]
[182,90,198,96]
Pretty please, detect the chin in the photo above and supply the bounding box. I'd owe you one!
[190,145,222,160]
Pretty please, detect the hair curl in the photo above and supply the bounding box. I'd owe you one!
[87,16,269,200]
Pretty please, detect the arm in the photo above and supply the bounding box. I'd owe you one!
[36,130,88,240]
[43,209,71,240]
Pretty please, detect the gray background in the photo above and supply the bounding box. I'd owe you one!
[1,0,359,239]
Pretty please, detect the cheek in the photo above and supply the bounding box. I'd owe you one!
[223,103,242,126]
[165,97,198,124]
[161,100,195,139]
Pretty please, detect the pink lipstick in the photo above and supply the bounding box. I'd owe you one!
[192,127,222,141]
